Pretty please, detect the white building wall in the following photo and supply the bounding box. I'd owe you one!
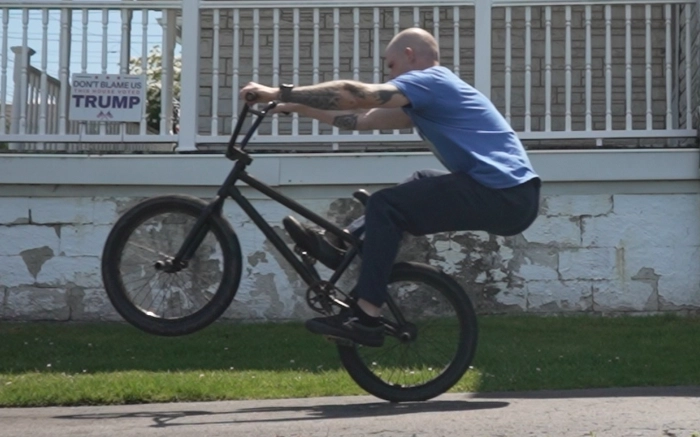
[0,151,699,321]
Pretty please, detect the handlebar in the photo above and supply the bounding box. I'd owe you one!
[226,100,278,159]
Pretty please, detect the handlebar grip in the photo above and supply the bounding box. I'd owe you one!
[245,92,258,102]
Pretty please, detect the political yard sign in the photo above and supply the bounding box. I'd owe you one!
[69,73,146,122]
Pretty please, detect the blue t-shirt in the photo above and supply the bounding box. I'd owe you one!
[388,66,538,189]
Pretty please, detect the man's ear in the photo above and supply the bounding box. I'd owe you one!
[404,47,415,62]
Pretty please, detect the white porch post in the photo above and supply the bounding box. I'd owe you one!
[474,0,492,99]
[161,9,177,135]
[9,46,35,150]
[177,0,200,152]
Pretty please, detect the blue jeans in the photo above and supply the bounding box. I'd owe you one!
[351,169,541,307]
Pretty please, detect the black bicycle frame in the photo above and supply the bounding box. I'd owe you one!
[174,102,363,288]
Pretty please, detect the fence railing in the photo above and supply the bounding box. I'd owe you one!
[0,0,697,153]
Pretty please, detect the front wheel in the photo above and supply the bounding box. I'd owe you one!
[101,195,242,336]
[338,262,478,402]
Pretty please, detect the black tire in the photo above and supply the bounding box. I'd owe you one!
[337,261,478,402]
[101,195,242,336]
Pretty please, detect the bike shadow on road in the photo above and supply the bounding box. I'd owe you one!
[53,398,509,427]
[470,385,700,400]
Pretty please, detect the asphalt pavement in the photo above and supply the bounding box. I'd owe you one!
[1,386,699,437]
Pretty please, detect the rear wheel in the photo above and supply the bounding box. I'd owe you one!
[101,195,242,336]
[338,262,478,402]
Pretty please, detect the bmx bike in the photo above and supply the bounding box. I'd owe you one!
[101,101,479,402]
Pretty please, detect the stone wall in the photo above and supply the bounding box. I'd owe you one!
[1,182,699,322]
[197,4,677,138]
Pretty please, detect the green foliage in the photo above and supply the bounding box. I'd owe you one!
[128,45,181,133]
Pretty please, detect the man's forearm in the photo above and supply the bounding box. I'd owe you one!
[295,106,364,130]
[281,80,395,111]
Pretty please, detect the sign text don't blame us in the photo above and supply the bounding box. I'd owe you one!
[69,74,146,123]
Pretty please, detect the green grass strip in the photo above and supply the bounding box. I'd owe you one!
[1,314,698,407]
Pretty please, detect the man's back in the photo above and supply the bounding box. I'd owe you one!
[389,65,538,189]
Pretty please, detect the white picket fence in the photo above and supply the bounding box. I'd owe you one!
[0,0,697,152]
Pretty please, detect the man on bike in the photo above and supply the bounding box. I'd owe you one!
[240,27,541,348]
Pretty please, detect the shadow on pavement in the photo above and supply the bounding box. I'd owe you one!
[54,399,509,427]
[471,385,700,400]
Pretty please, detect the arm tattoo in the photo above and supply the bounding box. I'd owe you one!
[287,89,341,110]
[372,88,400,104]
[332,114,359,130]
[285,81,398,110]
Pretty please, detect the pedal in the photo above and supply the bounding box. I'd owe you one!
[353,189,371,206]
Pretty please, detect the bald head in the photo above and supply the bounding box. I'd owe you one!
[384,27,440,79]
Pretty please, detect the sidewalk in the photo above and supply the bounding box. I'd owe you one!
[1,386,699,437]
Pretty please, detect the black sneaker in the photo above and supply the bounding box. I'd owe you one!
[282,216,347,270]
[305,312,385,347]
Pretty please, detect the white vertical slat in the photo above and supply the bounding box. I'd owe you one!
[119,8,130,139]
[0,9,8,135]
[100,9,109,136]
[353,7,360,137]
[353,8,360,82]
[453,6,460,77]
[211,9,220,135]
[232,9,240,127]
[332,8,340,141]
[505,7,511,124]
[373,7,379,136]
[18,9,29,136]
[604,5,611,131]
[524,6,531,132]
[565,6,571,132]
[664,4,673,129]
[160,11,174,135]
[685,4,692,128]
[140,9,148,135]
[645,5,652,129]
[81,10,88,75]
[253,9,260,87]
[625,5,632,130]
[39,8,49,138]
[393,7,400,135]
[292,8,300,136]
[58,7,71,137]
[474,1,491,99]
[178,0,201,151]
[312,8,319,135]
[585,5,592,131]
[544,6,551,132]
[414,7,420,27]
[272,8,279,135]
[394,7,400,35]
[433,7,439,46]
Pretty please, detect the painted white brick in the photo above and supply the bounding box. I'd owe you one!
[581,209,700,248]
[0,226,60,256]
[81,288,121,321]
[0,198,30,224]
[543,195,613,217]
[5,287,69,320]
[527,280,593,312]
[593,280,657,312]
[35,256,102,288]
[522,216,580,246]
[559,248,619,280]
[93,200,118,225]
[613,194,700,217]
[517,263,559,281]
[619,246,700,309]
[494,284,527,311]
[60,225,112,257]
[0,256,35,287]
[29,198,94,224]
